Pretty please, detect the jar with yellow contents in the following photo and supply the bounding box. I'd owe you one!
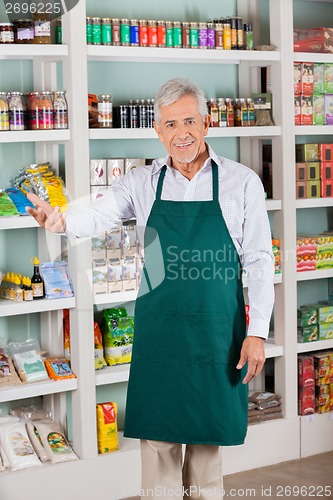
[32,12,51,44]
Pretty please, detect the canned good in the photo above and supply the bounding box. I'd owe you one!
[215,23,223,49]
[13,19,34,44]
[190,22,199,49]
[198,22,207,49]
[86,17,92,44]
[130,19,139,46]
[147,20,157,47]
[101,18,112,45]
[173,21,182,48]
[98,94,112,128]
[92,17,102,45]
[0,23,14,44]
[157,20,166,47]
[112,18,120,46]
[166,21,173,47]
[182,22,190,49]
[207,22,215,49]
[139,20,148,46]
[120,18,130,46]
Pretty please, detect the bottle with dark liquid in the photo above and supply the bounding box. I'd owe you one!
[31,257,44,299]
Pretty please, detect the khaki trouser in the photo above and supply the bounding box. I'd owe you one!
[140,440,223,500]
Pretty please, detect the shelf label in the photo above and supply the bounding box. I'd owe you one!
[305,415,316,423]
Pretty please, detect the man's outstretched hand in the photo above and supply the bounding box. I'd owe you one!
[26,192,66,233]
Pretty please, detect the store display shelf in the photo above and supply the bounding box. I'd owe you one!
[0,297,75,317]
[294,125,333,136]
[96,364,130,386]
[89,126,281,140]
[87,45,280,64]
[94,290,137,306]
[294,52,333,63]
[300,412,333,458]
[264,342,284,358]
[296,198,333,208]
[0,378,78,404]
[266,199,282,211]
[297,269,333,281]
[0,217,39,230]
[297,338,333,353]
[0,44,68,60]
[0,130,70,143]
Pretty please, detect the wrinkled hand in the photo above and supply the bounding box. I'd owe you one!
[236,336,266,384]
[26,192,66,233]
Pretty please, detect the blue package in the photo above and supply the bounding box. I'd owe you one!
[5,188,34,215]
[41,261,74,299]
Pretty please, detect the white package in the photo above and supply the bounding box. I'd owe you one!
[8,338,49,383]
[26,421,50,463]
[0,422,42,471]
[35,420,79,464]
[0,444,10,469]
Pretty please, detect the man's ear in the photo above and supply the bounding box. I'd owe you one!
[203,114,211,136]
[154,121,164,143]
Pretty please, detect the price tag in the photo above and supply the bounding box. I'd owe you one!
[305,414,316,423]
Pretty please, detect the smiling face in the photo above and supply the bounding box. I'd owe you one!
[154,94,210,174]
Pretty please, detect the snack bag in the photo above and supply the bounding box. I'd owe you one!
[96,402,119,454]
[94,322,107,370]
[0,191,19,217]
[34,420,78,464]
[44,357,76,380]
[8,339,49,383]
[0,422,42,471]
[102,311,134,366]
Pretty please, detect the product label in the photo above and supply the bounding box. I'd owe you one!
[0,110,9,130]
[17,28,34,40]
[98,102,112,126]
[0,31,14,43]
[47,432,71,454]
[53,109,68,129]
[9,109,24,130]
[34,21,51,37]
[32,283,43,297]
[10,431,34,456]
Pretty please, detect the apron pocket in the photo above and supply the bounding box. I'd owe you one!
[134,312,235,365]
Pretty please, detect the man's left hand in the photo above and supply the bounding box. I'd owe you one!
[236,337,266,384]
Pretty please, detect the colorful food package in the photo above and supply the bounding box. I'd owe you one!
[5,188,34,216]
[96,402,119,454]
[298,355,315,387]
[26,421,50,463]
[297,305,318,327]
[102,308,134,366]
[10,405,50,421]
[8,339,49,383]
[301,63,314,95]
[0,422,42,471]
[34,420,78,464]
[297,324,319,343]
[44,356,76,380]
[0,191,19,217]
[299,386,315,415]
[0,348,22,387]
[41,261,74,299]
[94,322,107,370]
[248,391,281,410]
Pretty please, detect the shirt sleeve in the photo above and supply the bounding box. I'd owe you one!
[65,173,136,238]
[240,173,275,340]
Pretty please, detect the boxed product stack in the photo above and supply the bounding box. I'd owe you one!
[314,352,333,413]
[298,302,333,343]
[295,143,333,199]
[248,391,282,424]
[298,355,315,415]
[294,61,333,126]
[296,233,333,271]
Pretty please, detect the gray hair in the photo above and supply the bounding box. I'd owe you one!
[154,78,208,124]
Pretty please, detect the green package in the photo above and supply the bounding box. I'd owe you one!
[297,306,318,327]
[313,95,325,125]
[0,191,19,217]
[102,308,134,366]
[297,324,319,343]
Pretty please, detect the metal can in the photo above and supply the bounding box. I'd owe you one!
[237,17,244,49]
[223,22,231,50]
[207,22,215,49]
[130,19,139,46]
[139,20,148,46]
[147,20,157,47]
[0,23,14,44]
[119,104,129,128]
[198,22,207,49]
[189,22,199,49]
[112,18,120,46]
[215,23,223,49]
[101,18,112,45]
[128,101,138,128]
[92,17,102,45]
[157,20,166,47]
[120,18,130,46]
[98,94,112,128]
[86,17,93,44]
[139,99,147,128]
[165,21,173,47]
[173,21,182,48]
[182,22,190,49]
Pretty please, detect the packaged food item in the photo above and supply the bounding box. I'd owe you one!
[90,159,107,186]
[319,144,333,161]
[294,95,301,125]
[98,94,112,128]
[32,12,51,44]
[299,385,315,415]
[313,94,325,126]
[319,323,333,340]
[314,353,331,385]
[0,92,9,131]
[53,91,68,130]
[8,92,26,131]
[8,338,49,383]
[0,190,19,217]
[45,356,76,380]
[301,95,313,125]
[294,28,333,54]
[0,348,21,387]
[324,64,333,94]
[96,402,119,453]
[10,405,50,421]
[318,304,333,323]
[297,324,319,343]
[0,422,42,471]
[297,306,318,327]
[94,322,107,370]
[41,260,74,299]
[13,19,34,44]
[92,260,108,295]
[251,93,274,126]
[34,420,78,464]
[325,94,333,125]
[63,309,71,361]
[301,63,314,95]
[26,421,50,462]
[31,257,44,300]
[102,308,134,366]
[295,143,319,162]
[298,355,315,387]
[5,188,34,215]
[248,391,281,410]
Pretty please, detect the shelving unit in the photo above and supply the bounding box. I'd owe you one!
[297,269,333,281]
[0,378,78,403]
[0,297,75,317]
[297,339,333,353]
[0,130,70,143]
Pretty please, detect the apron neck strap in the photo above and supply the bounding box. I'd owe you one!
[156,165,167,201]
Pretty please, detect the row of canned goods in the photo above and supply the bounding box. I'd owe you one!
[86,17,254,50]
[0,91,68,131]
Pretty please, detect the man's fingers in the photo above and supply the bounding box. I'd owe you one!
[242,359,265,384]
[27,192,53,216]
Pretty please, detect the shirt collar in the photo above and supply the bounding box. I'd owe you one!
[150,144,223,176]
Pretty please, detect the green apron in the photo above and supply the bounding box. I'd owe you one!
[124,161,248,446]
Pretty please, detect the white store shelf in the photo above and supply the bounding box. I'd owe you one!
[294,125,333,136]
[266,199,282,211]
[296,198,333,208]
[0,378,78,403]
[96,364,130,386]
[0,130,70,143]
[0,44,68,60]
[264,342,284,358]
[94,290,137,306]
[297,269,333,281]
[0,297,75,317]
[300,412,333,458]
[294,52,333,63]
[0,217,39,230]
[89,126,281,141]
[87,45,280,64]
[297,338,333,353]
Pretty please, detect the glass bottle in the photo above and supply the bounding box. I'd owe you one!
[209,99,219,127]
[31,257,44,300]
[53,91,68,129]
[181,22,190,49]
[198,22,207,49]
[225,98,234,127]
[157,20,166,47]
[111,18,120,46]
[101,18,112,45]
[28,91,40,130]
[40,91,54,130]
[92,17,102,45]
[218,98,227,127]
[130,19,139,47]
[56,18,62,44]
[240,98,248,126]
[86,17,93,45]
[189,22,199,49]
[32,12,51,44]
[172,21,182,48]
[147,20,157,47]
[120,18,130,46]
[234,98,242,126]
[8,91,25,131]
[98,94,112,128]
[0,92,9,131]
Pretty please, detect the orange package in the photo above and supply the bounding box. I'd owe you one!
[45,357,76,380]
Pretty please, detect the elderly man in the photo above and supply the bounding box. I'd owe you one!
[27,78,274,500]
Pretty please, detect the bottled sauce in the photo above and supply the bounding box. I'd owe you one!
[0,23,14,44]
[32,13,51,44]
[40,91,53,129]
[209,99,219,127]
[13,19,34,44]
[225,98,234,127]
[234,98,242,126]
[28,92,40,130]
[247,98,255,126]
[23,277,33,301]
[53,91,68,129]
[218,98,227,127]
[31,257,44,300]
[101,18,112,45]
[237,17,244,49]
[56,18,62,44]
[98,94,112,128]
[240,98,248,126]
[223,22,231,50]
[0,92,9,131]
[139,20,148,47]
[8,92,25,131]
[14,276,23,302]
[214,23,223,49]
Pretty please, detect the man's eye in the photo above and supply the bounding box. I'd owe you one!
[166,123,174,128]
[186,120,194,125]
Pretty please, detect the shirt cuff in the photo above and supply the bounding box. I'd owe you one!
[246,318,270,340]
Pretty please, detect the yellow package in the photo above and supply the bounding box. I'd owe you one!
[96,402,119,454]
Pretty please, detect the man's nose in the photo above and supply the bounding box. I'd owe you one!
[177,122,190,139]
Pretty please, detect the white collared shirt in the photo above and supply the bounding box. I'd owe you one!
[66,145,275,339]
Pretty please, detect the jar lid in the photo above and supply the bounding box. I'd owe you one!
[0,23,13,26]
[13,19,33,22]
[101,18,111,22]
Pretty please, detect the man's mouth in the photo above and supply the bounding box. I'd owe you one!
[174,141,194,149]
